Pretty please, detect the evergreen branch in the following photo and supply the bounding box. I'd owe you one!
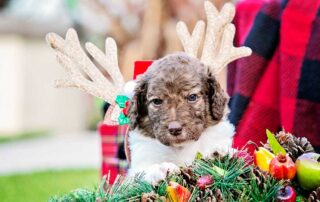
[49,150,285,201]
[246,171,282,202]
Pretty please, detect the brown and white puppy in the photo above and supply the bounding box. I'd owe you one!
[128,53,234,183]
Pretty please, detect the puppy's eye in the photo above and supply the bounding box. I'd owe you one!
[151,98,163,106]
[187,94,198,103]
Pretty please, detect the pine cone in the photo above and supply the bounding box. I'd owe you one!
[240,167,270,190]
[141,192,165,202]
[264,130,314,161]
[252,167,270,190]
[309,187,320,202]
[195,188,224,202]
[215,189,224,202]
[179,167,197,185]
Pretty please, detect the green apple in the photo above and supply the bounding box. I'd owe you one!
[295,152,320,191]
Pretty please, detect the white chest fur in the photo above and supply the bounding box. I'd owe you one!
[128,120,235,175]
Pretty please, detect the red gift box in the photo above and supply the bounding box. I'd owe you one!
[133,61,153,79]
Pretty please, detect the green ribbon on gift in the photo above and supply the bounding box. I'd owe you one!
[115,95,130,108]
[118,113,130,125]
[115,95,130,125]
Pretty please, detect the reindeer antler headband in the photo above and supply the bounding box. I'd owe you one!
[176,2,251,74]
[46,1,252,125]
[46,29,125,104]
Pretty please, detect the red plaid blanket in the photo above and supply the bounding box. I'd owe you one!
[99,123,129,183]
[229,0,320,153]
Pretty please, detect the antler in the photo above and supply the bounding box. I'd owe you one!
[176,20,205,58]
[176,1,252,74]
[46,28,125,103]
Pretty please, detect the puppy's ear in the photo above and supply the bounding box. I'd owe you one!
[207,74,228,121]
[129,77,148,129]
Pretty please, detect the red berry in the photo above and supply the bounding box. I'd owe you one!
[233,150,253,165]
[125,101,130,108]
[122,101,130,116]
[122,107,129,116]
[197,175,214,189]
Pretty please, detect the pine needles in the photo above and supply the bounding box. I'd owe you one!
[49,188,96,202]
[192,154,252,201]
[49,152,282,202]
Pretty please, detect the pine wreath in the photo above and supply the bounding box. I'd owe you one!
[49,151,283,202]
[49,130,320,202]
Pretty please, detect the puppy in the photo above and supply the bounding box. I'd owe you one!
[128,53,234,183]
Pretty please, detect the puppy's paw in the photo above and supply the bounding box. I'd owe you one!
[143,162,180,185]
[159,162,180,174]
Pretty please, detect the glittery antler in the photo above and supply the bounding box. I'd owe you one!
[176,20,205,58]
[176,1,252,74]
[46,28,125,103]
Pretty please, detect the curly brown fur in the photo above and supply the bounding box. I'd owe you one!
[129,53,228,146]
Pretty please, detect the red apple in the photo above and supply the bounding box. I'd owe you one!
[295,152,320,191]
[276,186,296,202]
[269,154,296,180]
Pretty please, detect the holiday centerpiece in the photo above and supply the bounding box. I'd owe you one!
[49,130,320,201]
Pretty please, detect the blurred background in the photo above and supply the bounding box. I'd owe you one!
[0,0,229,201]
[0,0,230,136]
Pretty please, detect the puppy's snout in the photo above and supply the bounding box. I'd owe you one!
[168,121,182,136]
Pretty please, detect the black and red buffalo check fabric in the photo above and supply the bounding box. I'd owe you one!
[99,123,129,183]
[228,0,320,153]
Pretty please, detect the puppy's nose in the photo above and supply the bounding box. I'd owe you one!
[168,121,182,136]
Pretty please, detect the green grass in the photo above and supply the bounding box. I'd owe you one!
[0,130,50,144]
[0,169,99,202]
